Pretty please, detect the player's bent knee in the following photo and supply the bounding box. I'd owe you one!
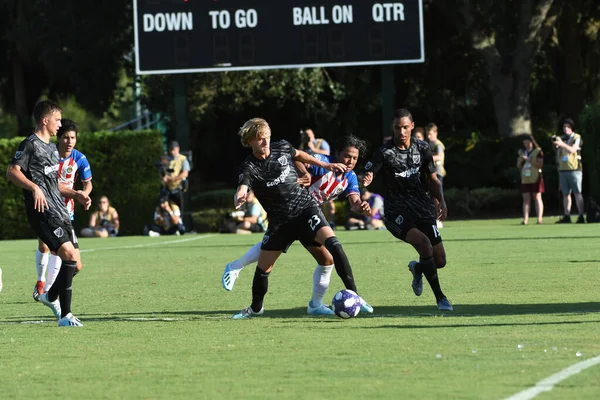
[324,236,342,252]
[435,256,447,269]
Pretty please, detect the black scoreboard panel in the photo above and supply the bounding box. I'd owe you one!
[134,0,424,74]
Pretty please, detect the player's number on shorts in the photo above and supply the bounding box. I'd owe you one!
[308,215,321,231]
[431,225,440,238]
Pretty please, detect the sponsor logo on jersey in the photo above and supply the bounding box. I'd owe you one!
[267,165,291,187]
[364,161,373,170]
[53,227,64,238]
[395,167,420,178]
[14,151,23,159]
[412,153,421,164]
[44,164,59,175]
[277,156,288,166]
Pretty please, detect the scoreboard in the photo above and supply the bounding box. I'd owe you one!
[134,0,424,74]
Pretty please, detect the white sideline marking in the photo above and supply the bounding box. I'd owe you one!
[80,234,215,253]
[0,317,196,325]
[505,355,600,400]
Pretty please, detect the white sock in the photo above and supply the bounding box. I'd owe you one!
[310,264,334,307]
[35,250,49,282]
[44,254,62,292]
[238,242,262,268]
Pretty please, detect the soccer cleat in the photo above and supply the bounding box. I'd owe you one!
[437,297,453,311]
[148,231,160,237]
[32,280,45,302]
[307,301,335,316]
[232,306,264,320]
[39,292,61,320]
[222,260,242,291]
[58,313,83,327]
[408,261,423,296]
[359,297,374,313]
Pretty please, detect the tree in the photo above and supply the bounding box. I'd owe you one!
[457,0,563,137]
[0,0,133,136]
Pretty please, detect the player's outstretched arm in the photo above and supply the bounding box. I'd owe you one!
[347,193,371,216]
[6,165,48,212]
[234,185,249,210]
[293,149,347,173]
[59,187,92,210]
[359,172,374,187]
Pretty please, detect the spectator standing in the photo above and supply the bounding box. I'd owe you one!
[161,141,190,209]
[517,135,544,225]
[553,118,585,223]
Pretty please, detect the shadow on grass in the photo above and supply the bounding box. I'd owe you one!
[3,302,600,325]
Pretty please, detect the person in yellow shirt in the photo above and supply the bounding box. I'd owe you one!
[553,118,584,224]
[145,196,186,236]
[80,196,120,237]
[161,141,190,209]
[517,135,545,225]
[225,190,267,234]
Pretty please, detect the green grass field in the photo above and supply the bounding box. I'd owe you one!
[1,219,600,399]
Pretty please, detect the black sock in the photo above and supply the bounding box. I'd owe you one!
[58,260,76,318]
[250,267,270,312]
[418,256,446,301]
[324,237,357,293]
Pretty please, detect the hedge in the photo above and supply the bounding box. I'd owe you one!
[0,130,163,239]
[580,101,600,201]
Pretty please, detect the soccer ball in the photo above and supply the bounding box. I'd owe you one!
[332,289,361,319]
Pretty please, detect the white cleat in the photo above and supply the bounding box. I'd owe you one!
[58,313,83,327]
[39,292,61,320]
[307,301,335,316]
[232,306,264,320]
[222,260,242,291]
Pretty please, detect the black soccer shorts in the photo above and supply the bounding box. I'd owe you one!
[384,211,443,246]
[27,211,79,252]
[261,206,329,252]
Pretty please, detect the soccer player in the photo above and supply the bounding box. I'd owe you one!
[6,100,91,326]
[231,119,372,319]
[361,108,453,311]
[33,119,92,301]
[223,134,373,316]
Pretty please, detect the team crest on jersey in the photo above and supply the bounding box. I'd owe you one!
[277,156,288,166]
[262,235,270,244]
[238,173,243,183]
[395,215,404,226]
[53,227,64,238]
[412,153,421,164]
[14,151,23,159]
[335,186,344,194]
[67,166,73,174]
[364,161,373,170]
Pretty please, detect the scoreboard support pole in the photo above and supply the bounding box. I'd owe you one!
[380,65,395,140]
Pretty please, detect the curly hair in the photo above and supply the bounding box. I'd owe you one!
[57,119,79,139]
[336,134,367,156]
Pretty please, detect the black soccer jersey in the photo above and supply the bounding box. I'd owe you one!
[238,140,317,227]
[10,134,70,222]
[364,138,437,220]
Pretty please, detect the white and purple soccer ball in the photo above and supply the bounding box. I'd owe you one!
[332,289,361,319]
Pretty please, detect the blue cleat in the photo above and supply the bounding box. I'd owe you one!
[408,261,423,296]
[359,297,374,313]
[437,297,453,311]
[307,301,335,316]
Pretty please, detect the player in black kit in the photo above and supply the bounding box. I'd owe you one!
[6,100,92,326]
[362,109,453,311]
[232,117,373,319]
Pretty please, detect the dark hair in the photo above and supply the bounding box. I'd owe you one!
[32,100,62,123]
[393,108,413,122]
[57,119,79,139]
[425,123,437,133]
[562,118,575,130]
[336,134,367,156]
[521,134,544,157]
[413,127,425,135]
